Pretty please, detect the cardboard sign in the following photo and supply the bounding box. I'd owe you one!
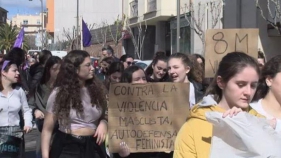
[108,83,190,153]
[205,29,259,78]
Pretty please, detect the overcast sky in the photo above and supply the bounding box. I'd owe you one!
[0,0,47,19]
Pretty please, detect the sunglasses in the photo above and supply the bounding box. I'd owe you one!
[126,62,134,66]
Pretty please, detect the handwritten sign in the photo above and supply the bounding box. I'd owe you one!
[205,29,259,78]
[108,83,190,153]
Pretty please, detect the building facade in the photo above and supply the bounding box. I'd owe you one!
[0,7,8,25]
[46,0,54,37]
[53,0,123,43]
[123,0,178,59]
[11,13,46,35]
[122,0,220,59]
[224,0,281,60]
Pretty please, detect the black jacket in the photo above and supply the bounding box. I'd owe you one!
[29,63,44,94]
[190,80,204,103]
[113,152,172,158]
[19,67,30,93]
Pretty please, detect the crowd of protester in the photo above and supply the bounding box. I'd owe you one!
[0,43,280,158]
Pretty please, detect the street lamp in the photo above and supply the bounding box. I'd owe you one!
[29,0,44,49]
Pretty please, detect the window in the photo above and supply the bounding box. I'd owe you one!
[37,19,41,25]
[23,20,28,25]
[170,16,191,54]
[147,0,157,12]
[130,0,138,17]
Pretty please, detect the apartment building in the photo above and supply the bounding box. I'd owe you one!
[0,7,8,25]
[224,0,281,60]
[11,13,46,34]
[123,0,223,59]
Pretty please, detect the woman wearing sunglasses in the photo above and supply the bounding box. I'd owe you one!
[120,55,134,69]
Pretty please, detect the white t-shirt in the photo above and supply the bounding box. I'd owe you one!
[250,99,281,131]
[189,82,196,108]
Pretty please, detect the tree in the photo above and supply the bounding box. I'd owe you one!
[124,16,147,59]
[181,0,223,54]
[108,15,124,47]
[62,26,80,50]
[0,24,29,51]
[92,21,108,47]
[256,0,281,34]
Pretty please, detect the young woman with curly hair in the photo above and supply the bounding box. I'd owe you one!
[41,50,108,158]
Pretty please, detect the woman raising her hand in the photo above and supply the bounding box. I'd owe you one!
[41,50,108,158]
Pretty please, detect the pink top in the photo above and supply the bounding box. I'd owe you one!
[46,87,103,132]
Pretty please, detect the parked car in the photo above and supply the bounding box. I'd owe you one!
[51,51,68,59]
[134,60,152,70]
[27,50,40,56]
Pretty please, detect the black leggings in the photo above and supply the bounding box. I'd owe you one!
[50,130,106,158]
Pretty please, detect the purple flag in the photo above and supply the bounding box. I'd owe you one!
[13,27,25,48]
[82,19,92,47]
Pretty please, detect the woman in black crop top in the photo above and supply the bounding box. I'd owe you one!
[41,50,108,158]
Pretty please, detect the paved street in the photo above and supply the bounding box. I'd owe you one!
[24,129,39,158]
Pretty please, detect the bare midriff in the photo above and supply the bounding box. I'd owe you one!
[67,127,96,136]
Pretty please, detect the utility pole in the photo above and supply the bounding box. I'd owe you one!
[176,0,180,52]
[40,0,44,49]
[76,0,79,50]
[30,0,44,49]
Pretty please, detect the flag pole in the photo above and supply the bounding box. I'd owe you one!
[80,16,83,50]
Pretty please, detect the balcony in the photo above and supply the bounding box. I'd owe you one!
[147,0,157,12]
[130,0,138,18]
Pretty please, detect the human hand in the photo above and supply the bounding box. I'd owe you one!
[222,107,242,118]
[118,142,130,157]
[268,118,277,129]
[94,120,107,145]
[24,126,32,134]
[34,109,44,119]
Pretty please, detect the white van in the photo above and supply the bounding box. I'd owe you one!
[27,50,40,56]
[51,51,67,59]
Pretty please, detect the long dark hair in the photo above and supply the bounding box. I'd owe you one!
[187,54,204,83]
[104,61,124,90]
[38,50,52,65]
[5,48,26,67]
[53,50,107,129]
[41,56,62,85]
[145,54,168,81]
[100,57,115,74]
[121,65,145,83]
[253,55,281,101]
[193,54,205,66]
[206,52,260,102]
[0,59,18,91]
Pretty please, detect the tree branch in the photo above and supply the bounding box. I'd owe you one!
[256,0,281,34]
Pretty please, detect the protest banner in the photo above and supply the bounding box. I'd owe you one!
[205,29,259,78]
[108,83,190,153]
